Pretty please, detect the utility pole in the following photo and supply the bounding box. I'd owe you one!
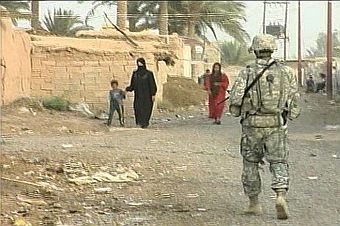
[297,0,302,86]
[263,0,267,34]
[283,1,288,61]
[326,0,333,99]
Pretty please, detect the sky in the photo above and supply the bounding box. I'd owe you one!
[17,1,340,60]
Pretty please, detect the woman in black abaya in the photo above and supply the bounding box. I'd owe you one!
[126,58,157,128]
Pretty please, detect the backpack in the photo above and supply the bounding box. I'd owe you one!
[247,62,288,115]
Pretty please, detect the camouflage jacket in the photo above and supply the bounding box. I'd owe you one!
[229,58,300,126]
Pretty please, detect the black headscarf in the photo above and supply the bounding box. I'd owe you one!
[136,58,147,73]
[210,62,222,97]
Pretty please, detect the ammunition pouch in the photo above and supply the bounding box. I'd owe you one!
[242,114,285,128]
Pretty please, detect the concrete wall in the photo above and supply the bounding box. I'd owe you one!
[0,7,31,105]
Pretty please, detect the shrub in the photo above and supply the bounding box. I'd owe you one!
[42,96,70,111]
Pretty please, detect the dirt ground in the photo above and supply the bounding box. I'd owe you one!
[1,92,340,226]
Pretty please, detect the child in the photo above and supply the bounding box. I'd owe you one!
[107,80,126,127]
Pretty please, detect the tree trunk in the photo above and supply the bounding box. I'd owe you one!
[117,0,127,31]
[158,1,168,35]
[129,17,138,32]
[31,0,40,30]
[182,20,189,36]
[188,20,195,37]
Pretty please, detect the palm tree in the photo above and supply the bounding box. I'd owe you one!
[42,8,93,37]
[79,1,158,32]
[117,0,127,30]
[307,32,340,58]
[158,1,168,35]
[0,1,30,26]
[219,40,254,66]
[31,0,41,30]
[168,1,249,43]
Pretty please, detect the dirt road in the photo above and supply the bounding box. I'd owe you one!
[1,93,339,226]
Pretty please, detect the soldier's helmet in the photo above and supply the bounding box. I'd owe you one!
[249,34,277,52]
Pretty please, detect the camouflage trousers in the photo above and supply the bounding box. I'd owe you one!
[240,125,289,197]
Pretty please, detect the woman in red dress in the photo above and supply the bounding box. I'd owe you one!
[204,62,229,125]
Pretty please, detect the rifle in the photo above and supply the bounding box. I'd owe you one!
[217,90,231,105]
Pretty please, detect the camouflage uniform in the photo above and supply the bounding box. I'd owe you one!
[229,35,300,198]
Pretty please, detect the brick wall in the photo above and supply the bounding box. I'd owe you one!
[30,45,161,112]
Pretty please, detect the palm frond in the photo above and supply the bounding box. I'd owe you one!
[0,1,30,26]
[167,1,249,42]
[43,7,92,36]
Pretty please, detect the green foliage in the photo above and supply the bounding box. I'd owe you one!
[42,96,70,111]
[78,1,158,32]
[42,8,93,36]
[307,31,340,58]
[168,1,249,43]
[219,40,254,66]
[0,1,30,26]
[78,1,249,42]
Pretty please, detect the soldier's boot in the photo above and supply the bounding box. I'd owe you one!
[245,195,263,215]
[275,189,289,220]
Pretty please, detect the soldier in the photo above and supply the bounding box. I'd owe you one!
[229,34,300,220]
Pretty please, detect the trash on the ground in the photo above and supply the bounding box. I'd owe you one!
[307,176,318,180]
[17,194,47,206]
[126,202,144,206]
[52,203,62,209]
[58,126,69,132]
[156,193,175,199]
[315,135,323,140]
[95,111,109,120]
[188,115,194,119]
[175,114,181,118]
[150,139,158,144]
[68,101,94,117]
[329,100,336,105]
[61,144,73,149]
[186,193,199,198]
[36,181,64,191]
[68,170,139,185]
[94,187,112,194]
[28,108,37,116]
[309,153,317,157]
[174,166,187,171]
[2,164,11,169]
[324,125,340,131]
[23,171,35,176]
[332,154,337,159]
[197,208,207,212]
[18,107,30,114]
[12,217,32,226]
